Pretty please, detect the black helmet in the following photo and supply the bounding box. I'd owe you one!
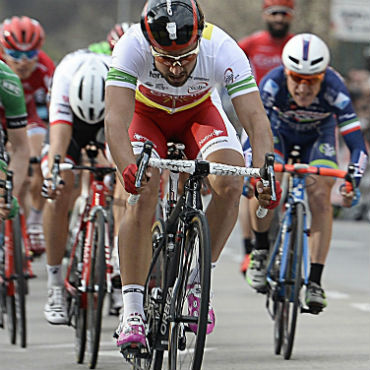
[141,0,205,51]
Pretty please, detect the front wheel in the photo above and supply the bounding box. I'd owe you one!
[282,202,304,360]
[167,212,211,370]
[86,210,107,369]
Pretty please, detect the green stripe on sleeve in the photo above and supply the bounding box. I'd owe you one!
[106,68,137,85]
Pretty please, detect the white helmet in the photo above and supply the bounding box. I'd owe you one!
[69,56,109,124]
[282,33,330,75]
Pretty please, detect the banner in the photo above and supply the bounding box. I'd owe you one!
[331,0,370,42]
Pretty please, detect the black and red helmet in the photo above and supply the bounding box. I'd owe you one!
[0,16,45,51]
[141,0,205,51]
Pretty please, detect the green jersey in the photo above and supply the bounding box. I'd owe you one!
[0,60,27,130]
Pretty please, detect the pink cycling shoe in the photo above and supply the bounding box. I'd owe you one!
[187,283,215,335]
[116,313,147,349]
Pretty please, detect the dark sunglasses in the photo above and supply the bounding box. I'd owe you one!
[3,48,39,61]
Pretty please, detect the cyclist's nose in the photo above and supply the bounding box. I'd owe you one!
[169,63,183,75]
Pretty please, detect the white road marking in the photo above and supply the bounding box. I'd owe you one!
[350,303,370,312]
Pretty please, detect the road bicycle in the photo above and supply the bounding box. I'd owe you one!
[50,142,115,369]
[121,141,275,370]
[264,147,356,360]
[0,171,35,348]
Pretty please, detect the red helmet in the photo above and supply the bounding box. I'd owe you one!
[0,16,45,51]
[263,0,295,12]
[141,0,205,51]
[107,22,133,50]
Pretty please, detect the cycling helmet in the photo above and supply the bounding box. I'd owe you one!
[282,33,330,74]
[107,22,133,50]
[69,57,109,124]
[0,16,44,51]
[263,0,295,12]
[141,0,205,51]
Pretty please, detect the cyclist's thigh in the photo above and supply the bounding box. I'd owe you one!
[181,96,243,160]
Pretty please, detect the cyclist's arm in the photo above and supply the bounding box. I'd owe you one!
[232,91,274,167]
[7,127,30,199]
[47,122,72,175]
[105,85,136,185]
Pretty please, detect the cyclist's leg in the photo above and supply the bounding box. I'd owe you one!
[26,125,47,255]
[305,123,337,309]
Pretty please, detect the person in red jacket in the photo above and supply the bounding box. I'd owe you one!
[238,0,295,275]
[0,16,55,256]
[239,0,295,85]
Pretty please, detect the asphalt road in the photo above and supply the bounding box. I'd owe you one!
[1,218,369,370]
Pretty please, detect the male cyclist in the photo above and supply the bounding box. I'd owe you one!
[0,60,30,221]
[41,50,109,324]
[105,0,280,351]
[0,16,55,255]
[238,0,295,276]
[245,33,368,311]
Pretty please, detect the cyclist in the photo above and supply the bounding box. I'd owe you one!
[0,60,30,221]
[41,50,110,324]
[88,22,133,55]
[105,0,280,351]
[0,16,55,255]
[238,0,295,276]
[245,33,368,311]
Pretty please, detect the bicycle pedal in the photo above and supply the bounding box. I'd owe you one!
[120,344,149,360]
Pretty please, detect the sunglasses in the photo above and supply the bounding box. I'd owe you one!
[286,70,325,85]
[151,42,200,67]
[3,48,39,61]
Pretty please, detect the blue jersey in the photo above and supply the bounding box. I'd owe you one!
[259,65,368,181]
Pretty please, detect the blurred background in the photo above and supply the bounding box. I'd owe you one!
[1,0,369,220]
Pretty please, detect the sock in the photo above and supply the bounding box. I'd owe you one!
[122,284,145,320]
[243,238,254,255]
[27,207,43,226]
[188,261,217,286]
[253,231,269,250]
[309,263,324,285]
[46,264,63,288]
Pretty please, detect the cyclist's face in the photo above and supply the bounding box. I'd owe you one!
[3,54,38,79]
[286,72,322,108]
[152,42,198,87]
[263,11,292,38]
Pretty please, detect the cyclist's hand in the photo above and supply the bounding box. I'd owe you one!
[122,163,138,194]
[340,185,360,208]
[0,196,10,220]
[256,179,282,210]
[41,176,65,200]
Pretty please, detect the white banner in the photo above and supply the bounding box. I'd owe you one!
[331,0,370,42]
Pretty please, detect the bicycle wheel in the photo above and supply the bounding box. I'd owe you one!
[282,202,304,360]
[273,300,284,355]
[86,210,106,369]
[12,216,27,348]
[5,295,16,344]
[167,212,211,370]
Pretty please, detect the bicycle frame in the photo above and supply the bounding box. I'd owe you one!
[64,170,113,308]
[266,173,310,311]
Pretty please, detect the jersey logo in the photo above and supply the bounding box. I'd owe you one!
[1,79,22,97]
[166,0,173,15]
[166,22,177,40]
[333,92,350,110]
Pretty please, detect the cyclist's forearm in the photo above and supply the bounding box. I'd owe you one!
[9,146,29,198]
[48,124,72,174]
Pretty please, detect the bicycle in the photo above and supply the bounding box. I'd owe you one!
[0,171,35,348]
[264,147,356,360]
[121,141,275,370]
[50,142,115,369]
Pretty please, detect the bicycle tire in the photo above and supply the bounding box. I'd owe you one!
[167,212,211,370]
[282,202,304,360]
[6,295,16,344]
[73,230,87,364]
[12,216,27,348]
[86,210,106,369]
[274,300,284,355]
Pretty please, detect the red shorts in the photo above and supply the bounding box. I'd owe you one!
[129,95,242,159]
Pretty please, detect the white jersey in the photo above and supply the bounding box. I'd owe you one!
[49,49,111,125]
[106,23,258,114]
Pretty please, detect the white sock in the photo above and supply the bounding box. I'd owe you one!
[122,284,145,321]
[46,264,63,288]
[27,207,43,225]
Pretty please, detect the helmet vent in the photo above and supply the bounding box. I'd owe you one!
[101,77,105,101]
[288,56,299,65]
[89,108,95,122]
[311,57,323,66]
[78,107,85,120]
[78,78,84,99]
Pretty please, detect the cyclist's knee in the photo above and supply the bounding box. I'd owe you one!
[211,176,243,201]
